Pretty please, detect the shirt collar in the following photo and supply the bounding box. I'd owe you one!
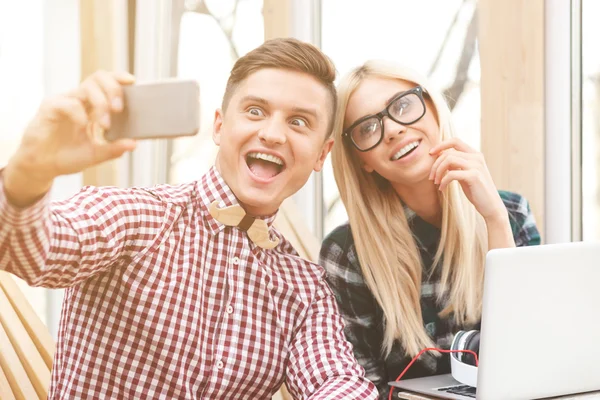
[403,202,440,251]
[198,166,279,236]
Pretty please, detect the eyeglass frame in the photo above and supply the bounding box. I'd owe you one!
[342,86,428,152]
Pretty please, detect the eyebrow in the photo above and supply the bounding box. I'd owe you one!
[351,91,404,124]
[240,96,319,121]
[385,91,405,106]
[345,90,407,130]
[239,95,270,106]
[291,106,318,121]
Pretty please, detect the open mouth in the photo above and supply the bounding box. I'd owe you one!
[246,152,286,180]
[391,140,421,161]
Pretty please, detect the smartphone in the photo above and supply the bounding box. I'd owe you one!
[104,79,200,141]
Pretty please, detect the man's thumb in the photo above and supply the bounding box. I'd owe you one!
[96,139,137,163]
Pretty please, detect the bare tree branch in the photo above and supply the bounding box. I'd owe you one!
[326,3,479,215]
[443,7,478,110]
[188,0,240,59]
[428,0,469,77]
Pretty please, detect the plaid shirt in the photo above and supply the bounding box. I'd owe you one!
[0,166,377,399]
[319,191,541,399]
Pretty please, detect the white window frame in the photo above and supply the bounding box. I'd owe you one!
[289,0,325,240]
[544,0,581,243]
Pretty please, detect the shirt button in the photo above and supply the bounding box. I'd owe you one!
[226,304,234,314]
[216,360,224,370]
[230,257,240,265]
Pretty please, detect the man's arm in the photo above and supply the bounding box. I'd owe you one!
[0,70,147,288]
[284,278,378,400]
[0,175,173,288]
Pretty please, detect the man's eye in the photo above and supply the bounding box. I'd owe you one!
[291,118,307,127]
[248,108,264,117]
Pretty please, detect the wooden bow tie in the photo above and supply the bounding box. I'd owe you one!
[209,201,279,250]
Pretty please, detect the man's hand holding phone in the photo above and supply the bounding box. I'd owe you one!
[3,70,199,208]
[3,70,137,207]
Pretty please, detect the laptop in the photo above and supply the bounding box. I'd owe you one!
[389,242,600,400]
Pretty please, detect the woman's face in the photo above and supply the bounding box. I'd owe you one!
[344,76,441,187]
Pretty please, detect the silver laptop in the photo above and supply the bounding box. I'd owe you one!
[389,242,600,400]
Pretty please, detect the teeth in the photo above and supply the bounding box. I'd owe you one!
[247,152,284,166]
[392,141,419,161]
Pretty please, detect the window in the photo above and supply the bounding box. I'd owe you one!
[581,0,600,240]
[0,0,81,336]
[169,0,264,184]
[0,0,49,327]
[321,0,481,235]
[0,1,45,164]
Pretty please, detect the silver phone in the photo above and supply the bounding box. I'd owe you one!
[104,79,200,141]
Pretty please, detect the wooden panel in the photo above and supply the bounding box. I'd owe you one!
[0,272,55,368]
[0,320,38,400]
[0,284,49,399]
[80,0,120,187]
[479,0,545,235]
[0,364,17,400]
[263,0,291,40]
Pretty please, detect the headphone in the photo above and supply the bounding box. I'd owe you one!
[388,329,481,399]
[450,330,480,387]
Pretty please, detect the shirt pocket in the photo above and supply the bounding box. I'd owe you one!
[121,203,184,294]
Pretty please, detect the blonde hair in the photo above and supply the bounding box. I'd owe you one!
[331,60,488,357]
[222,37,337,137]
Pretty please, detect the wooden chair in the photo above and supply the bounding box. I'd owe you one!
[0,271,55,400]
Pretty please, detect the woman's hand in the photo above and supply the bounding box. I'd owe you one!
[429,138,506,222]
[429,138,515,249]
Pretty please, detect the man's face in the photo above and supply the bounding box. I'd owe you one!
[213,68,334,216]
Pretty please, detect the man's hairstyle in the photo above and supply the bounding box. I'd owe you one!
[222,37,337,138]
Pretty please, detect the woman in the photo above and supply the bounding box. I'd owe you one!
[319,60,540,398]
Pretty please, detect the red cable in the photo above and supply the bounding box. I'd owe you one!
[387,347,479,400]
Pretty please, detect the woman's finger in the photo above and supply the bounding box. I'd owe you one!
[432,154,473,185]
[438,169,479,192]
[429,137,477,155]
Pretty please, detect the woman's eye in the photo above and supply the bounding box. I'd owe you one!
[394,101,408,114]
[359,121,378,136]
[291,118,307,127]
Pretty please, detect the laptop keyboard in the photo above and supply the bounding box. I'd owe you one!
[437,384,477,398]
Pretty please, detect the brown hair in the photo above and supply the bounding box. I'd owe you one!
[222,37,337,138]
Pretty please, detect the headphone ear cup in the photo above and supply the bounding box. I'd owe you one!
[462,331,480,366]
[451,330,467,354]
[454,330,477,363]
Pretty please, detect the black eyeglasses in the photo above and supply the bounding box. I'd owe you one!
[343,86,427,152]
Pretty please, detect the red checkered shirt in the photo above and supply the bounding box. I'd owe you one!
[0,166,377,399]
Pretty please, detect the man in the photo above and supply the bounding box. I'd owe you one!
[0,38,378,399]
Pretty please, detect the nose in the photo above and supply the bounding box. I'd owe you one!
[258,117,287,145]
[382,116,407,143]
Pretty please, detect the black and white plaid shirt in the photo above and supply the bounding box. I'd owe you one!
[319,191,541,399]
